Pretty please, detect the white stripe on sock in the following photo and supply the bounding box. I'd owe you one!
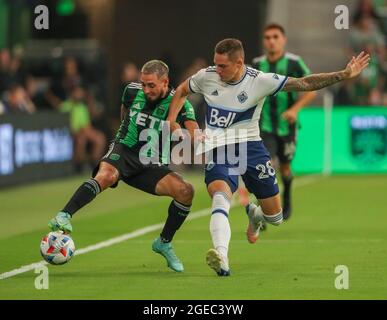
[263,211,283,226]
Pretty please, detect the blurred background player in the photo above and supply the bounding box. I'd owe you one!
[0,83,36,115]
[238,23,317,221]
[48,60,198,273]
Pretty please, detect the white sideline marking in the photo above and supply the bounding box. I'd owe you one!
[125,239,384,244]
[0,175,322,280]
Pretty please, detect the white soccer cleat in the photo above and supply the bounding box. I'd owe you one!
[205,249,230,276]
[245,203,264,244]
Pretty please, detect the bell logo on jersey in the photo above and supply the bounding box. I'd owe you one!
[208,108,236,128]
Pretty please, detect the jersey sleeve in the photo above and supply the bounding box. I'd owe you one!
[177,100,196,126]
[296,58,311,77]
[188,68,207,94]
[121,83,141,108]
[256,72,288,97]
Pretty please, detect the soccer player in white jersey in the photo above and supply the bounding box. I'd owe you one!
[167,38,370,276]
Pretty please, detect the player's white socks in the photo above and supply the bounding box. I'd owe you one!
[210,192,231,269]
[248,203,283,226]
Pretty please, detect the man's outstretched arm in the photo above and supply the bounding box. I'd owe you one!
[283,51,370,92]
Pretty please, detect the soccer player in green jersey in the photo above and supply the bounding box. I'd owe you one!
[251,23,317,220]
[48,60,199,272]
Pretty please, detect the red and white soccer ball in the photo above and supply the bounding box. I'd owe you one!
[40,231,75,265]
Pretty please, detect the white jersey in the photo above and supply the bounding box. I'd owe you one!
[189,66,288,152]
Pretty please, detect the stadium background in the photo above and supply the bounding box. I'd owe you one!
[0,0,386,300]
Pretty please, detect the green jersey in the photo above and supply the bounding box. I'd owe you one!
[252,52,311,137]
[116,83,196,163]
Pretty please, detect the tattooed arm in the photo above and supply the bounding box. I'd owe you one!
[283,51,370,92]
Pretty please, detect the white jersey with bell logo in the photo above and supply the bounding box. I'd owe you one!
[189,65,288,152]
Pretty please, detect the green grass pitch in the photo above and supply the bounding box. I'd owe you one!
[0,173,386,299]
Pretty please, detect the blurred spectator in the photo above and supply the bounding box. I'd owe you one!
[0,49,26,96]
[46,56,84,109]
[117,62,139,107]
[60,85,106,171]
[0,49,12,95]
[353,0,386,35]
[349,15,385,61]
[121,62,139,84]
[161,51,180,87]
[25,74,52,111]
[0,84,36,115]
[9,54,27,86]
[179,57,207,83]
[179,57,208,129]
[46,56,109,132]
[341,4,386,106]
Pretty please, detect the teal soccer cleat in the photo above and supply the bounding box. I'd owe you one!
[152,237,184,272]
[48,211,73,234]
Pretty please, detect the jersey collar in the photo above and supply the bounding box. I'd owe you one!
[226,66,247,86]
[267,52,286,64]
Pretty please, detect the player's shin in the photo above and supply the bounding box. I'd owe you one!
[282,174,293,192]
[262,209,283,226]
[209,192,231,266]
[160,200,191,242]
[49,178,101,233]
[247,203,283,226]
[153,200,190,272]
[62,178,101,216]
[282,174,293,220]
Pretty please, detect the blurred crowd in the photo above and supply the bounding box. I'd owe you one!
[0,0,385,172]
[335,0,387,105]
[0,49,208,172]
[0,50,108,172]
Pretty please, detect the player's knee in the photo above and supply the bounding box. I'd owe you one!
[177,181,195,203]
[95,169,118,189]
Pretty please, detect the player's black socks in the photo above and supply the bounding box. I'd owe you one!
[62,178,101,216]
[282,174,293,220]
[282,174,293,202]
[160,200,191,243]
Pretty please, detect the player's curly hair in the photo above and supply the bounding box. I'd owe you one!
[214,38,245,61]
[141,60,169,78]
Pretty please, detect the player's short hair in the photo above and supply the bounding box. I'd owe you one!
[214,38,245,61]
[141,60,169,78]
[264,23,286,35]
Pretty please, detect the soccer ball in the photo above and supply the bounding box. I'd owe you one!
[40,231,75,265]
